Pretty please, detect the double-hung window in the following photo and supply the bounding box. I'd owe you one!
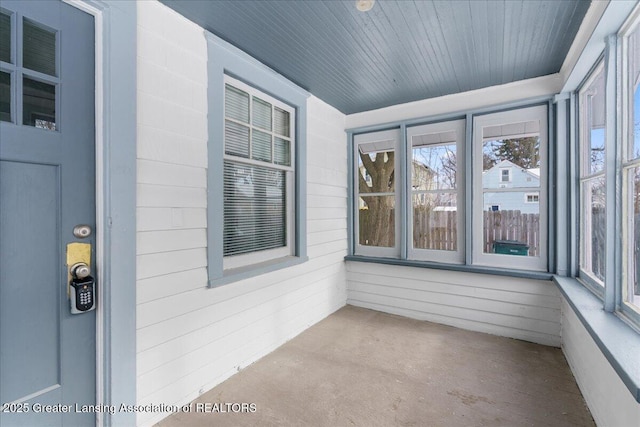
[354,129,400,258]
[578,62,606,289]
[222,76,295,270]
[353,121,466,264]
[407,119,465,263]
[472,105,548,271]
[351,106,547,272]
[623,21,640,316]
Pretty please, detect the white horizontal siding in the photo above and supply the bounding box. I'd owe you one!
[135,4,348,425]
[137,229,206,255]
[346,262,561,346]
[138,159,206,188]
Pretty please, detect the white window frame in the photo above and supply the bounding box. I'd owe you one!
[578,62,606,289]
[407,119,465,264]
[222,75,296,271]
[524,193,539,203]
[472,105,548,271]
[500,168,511,182]
[620,12,640,320]
[353,128,401,258]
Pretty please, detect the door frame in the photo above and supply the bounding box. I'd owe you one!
[62,1,137,426]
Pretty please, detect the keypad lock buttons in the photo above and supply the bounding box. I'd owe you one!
[69,261,96,314]
[66,242,95,314]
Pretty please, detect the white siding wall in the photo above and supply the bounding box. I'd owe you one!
[561,298,640,426]
[135,2,347,426]
[347,262,561,346]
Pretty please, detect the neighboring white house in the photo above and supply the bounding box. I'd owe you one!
[482,159,541,214]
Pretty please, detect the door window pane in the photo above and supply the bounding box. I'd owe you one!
[23,77,55,130]
[0,71,10,122]
[0,12,10,64]
[23,18,56,76]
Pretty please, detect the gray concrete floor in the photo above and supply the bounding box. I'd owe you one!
[157,306,594,427]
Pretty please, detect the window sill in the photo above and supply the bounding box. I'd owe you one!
[554,276,640,403]
[208,255,308,288]
[344,255,554,281]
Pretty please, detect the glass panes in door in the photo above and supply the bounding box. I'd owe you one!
[0,12,11,64]
[1,13,58,130]
[23,18,56,77]
[0,71,10,122]
[23,77,55,130]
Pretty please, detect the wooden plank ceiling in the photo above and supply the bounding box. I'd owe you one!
[161,0,591,115]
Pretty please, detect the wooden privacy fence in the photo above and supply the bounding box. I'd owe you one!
[360,208,540,256]
[413,209,457,250]
[483,210,539,257]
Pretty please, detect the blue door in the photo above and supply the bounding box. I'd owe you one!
[0,1,96,426]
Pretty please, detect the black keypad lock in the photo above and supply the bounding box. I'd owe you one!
[69,263,96,314]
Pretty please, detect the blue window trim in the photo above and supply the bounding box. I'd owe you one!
[206,34,309,287]
[346,97,554,281]
[345,255,553,281]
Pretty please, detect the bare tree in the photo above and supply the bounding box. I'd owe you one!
[358,150,395,247]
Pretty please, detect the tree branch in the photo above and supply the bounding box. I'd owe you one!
[358,170,371,193]
[359,150,375,174]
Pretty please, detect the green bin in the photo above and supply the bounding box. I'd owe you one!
[493,240,529,256]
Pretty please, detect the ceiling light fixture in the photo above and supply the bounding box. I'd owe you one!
[356,0,375,12]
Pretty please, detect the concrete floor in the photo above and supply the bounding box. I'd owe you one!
[157,306,594,427]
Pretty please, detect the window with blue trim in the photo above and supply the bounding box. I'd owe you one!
[351,106,548,271]
[222,76,295,271]
[206,34,308,286]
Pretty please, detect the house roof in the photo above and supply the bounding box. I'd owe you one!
[484,159,540,180]
[160,0,591,115]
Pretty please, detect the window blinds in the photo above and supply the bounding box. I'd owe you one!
[223,82,292,258]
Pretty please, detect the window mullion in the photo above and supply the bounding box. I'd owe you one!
[465,113,473,266]
[604,34,622,311]
[248,95,253,160]
[271,105,275,163]
[400,123,408,260]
